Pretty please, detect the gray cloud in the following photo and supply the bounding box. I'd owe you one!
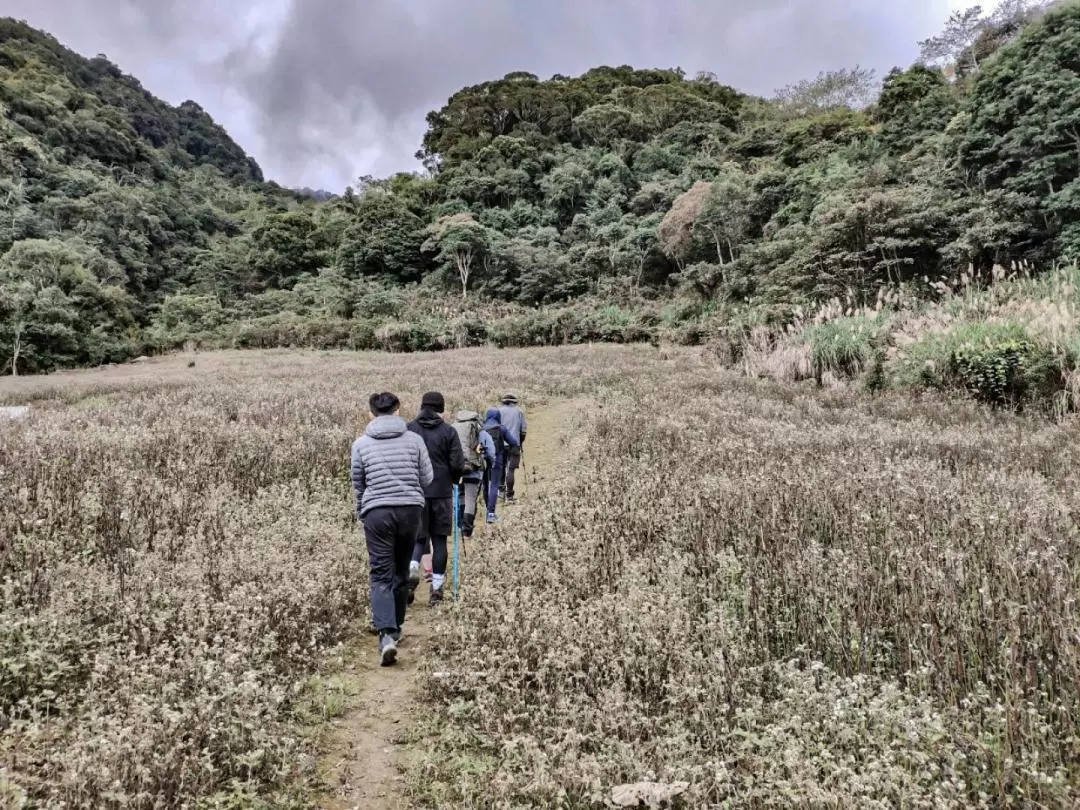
[6,0,960,188]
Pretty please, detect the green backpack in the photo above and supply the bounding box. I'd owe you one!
[454,417,484,472]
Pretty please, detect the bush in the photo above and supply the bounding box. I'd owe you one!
[373,320,439,352]
[801,316,882,383]
[900,322,1067,410]
[950,337,1063,408]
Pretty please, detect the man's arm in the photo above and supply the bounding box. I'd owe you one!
[504,428,520,449]
[350,440,366,520]
[417,437,434,487]
[448,427,465,483]
[480,431,496,466]
[520,408,527,445]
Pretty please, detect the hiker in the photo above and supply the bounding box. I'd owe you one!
[498,393,527,502]
[407,392,465,606]
[453,409,496,540]
[482,407,519,524]
[351,392,433,666]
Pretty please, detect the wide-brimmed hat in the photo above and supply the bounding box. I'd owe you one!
[501,392,518,404]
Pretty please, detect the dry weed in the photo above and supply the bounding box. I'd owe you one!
[0,345,653,808]
[415,359,1080,808]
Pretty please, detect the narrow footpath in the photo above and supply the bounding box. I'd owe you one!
[318,399,579,809]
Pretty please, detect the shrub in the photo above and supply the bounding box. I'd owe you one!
[800,315,881,383]
[900,322,1067,410]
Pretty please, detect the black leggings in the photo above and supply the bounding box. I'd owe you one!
[412,534,448,575]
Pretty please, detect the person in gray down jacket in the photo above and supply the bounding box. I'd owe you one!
[498,393,527,502]
[351,391,433,666]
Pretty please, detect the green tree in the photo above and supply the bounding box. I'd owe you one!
[954,1,1080,264]
[246,211,325,289]
[0,238,133,373]
[336,192,426,281]
[774,66,879,114]
[919,6,987,76]
[699,164,754,267]
[422,213,491,298]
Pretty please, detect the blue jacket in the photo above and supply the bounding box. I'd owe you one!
[464,429,496,482]
[482,407,519,460]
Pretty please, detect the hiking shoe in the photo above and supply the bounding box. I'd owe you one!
[506,494,516,504]
[407,562,421,604]
[379,633,398,666]
[486,513,499,524]
[429,587,443,607]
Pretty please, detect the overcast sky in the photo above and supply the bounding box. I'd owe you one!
[5,0,978,190]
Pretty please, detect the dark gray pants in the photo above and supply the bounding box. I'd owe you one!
[503,448,521,498]
[364,505,422,634]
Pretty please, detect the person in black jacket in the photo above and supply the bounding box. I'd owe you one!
[406,391,465,605]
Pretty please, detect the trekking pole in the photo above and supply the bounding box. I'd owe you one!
[522,447,529,496]
[452,485,461,601]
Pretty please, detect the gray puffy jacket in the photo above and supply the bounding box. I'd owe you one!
[350,415,433,518]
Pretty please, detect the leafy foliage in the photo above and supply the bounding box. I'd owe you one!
[1,0,1078,385]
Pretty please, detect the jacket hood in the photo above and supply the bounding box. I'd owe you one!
[365,414,407,439]
[483,407,501,428]
[415,409,446,429]
[455,410,480,422]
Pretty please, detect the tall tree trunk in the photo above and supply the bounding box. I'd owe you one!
[10,321,22,377]
[635,254,647,289]
[457,248,473,299]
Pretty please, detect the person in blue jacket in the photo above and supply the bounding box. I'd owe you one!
[481,407,519,523]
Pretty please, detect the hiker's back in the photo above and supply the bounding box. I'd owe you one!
[498,404,524,442]
[453,411,484,472]
[408,410,462,500]
[352,415,428,514]
[483,422,505,455]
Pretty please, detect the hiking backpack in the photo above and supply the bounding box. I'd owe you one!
[482,423,505,456]
[454,419,484,472]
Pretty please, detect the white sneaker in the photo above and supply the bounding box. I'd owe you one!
[408,561,421,586]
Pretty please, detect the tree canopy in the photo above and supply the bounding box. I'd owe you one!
[0,1,1074,371]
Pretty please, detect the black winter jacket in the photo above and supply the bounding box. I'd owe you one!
[408,410,466,499]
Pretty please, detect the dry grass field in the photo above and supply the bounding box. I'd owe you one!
[2,345,1079,808]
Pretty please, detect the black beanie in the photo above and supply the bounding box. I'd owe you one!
[421,391,445,412]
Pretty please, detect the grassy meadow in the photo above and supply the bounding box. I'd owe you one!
[1,345,1079,808]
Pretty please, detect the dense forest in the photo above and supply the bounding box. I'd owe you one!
[1,0,1078,375]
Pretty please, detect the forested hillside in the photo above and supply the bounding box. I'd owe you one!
[2,1,1078,387]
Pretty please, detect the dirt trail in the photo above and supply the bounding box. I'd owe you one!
[317,399,581,809]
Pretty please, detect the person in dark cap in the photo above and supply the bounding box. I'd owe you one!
[406,391,465,606]
[498,393,527,502]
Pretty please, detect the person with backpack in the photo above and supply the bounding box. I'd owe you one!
[482,407,519,524]
[452,410,496,540]
[498,393,527,502]
[406,392,465,606]
[351,392,433,666]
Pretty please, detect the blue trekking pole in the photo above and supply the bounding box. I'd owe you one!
[452,485,461,600]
